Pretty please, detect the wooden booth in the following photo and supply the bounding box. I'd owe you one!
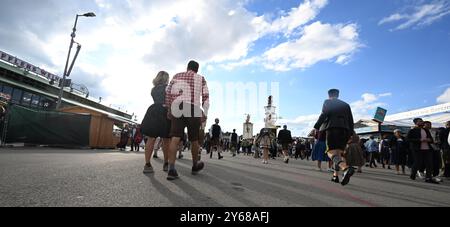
[61,106,130,149]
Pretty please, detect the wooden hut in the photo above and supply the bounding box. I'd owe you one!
[61,106,131,149]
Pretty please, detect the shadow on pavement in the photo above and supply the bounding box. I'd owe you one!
[144,171,223,207]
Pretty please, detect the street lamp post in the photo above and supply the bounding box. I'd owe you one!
[56,12,96,110]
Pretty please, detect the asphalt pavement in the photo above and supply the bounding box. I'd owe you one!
[1,147,449,207]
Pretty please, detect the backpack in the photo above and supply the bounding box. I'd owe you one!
[212,124,221,138]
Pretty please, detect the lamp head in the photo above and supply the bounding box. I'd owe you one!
[82,12,96,17]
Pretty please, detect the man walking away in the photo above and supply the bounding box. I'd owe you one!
[134,125,143,152]
[314,89,355,186]
[210,118,224,159]
[278,125,293,164]
[424,121,443,182]
[448,125,450,178]
[440,121,450,179]
[117,124,130,151]
[365,136,379,168]
[407,118,439,184]
[379,135,391,169]
[130,125,136,152]
[230,129,239,157]
[165,60,209,181]
[305,139,312,161]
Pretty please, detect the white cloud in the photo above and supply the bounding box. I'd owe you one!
[220,57,259,71]
[262,22,361,71]
[379,13,407,25]
[221,0,358,72]
[335,55,349,64]
[350,93,391,121]
[268,0,328,35]
[437,88,450,103]
[95,0,112,9]
[0,0,264,121]
[141,0,263,70]
[379,93,393,97]
[379,0,450,30]
[279,114,320,136]
[0,0,361,123]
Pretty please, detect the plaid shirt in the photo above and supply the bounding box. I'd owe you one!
[165,70,210,117]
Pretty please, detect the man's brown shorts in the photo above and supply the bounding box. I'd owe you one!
[210,137,221,147]
[170,116,201,142]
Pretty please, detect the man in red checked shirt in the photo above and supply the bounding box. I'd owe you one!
[165,60,210,181]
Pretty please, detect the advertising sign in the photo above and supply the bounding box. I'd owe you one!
[0,50,61,82]
[373,107,387,123]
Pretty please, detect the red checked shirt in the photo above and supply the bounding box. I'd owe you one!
[165,70,210,117]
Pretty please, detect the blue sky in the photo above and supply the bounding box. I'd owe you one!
[0,0,449,136]
[204,0,450,135]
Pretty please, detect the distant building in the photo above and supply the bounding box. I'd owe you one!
[0,50,135,124]
[385,103,450,127]
[354,119,411,139]
[355,103,450,138]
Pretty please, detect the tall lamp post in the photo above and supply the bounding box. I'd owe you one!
[56,12,96,110]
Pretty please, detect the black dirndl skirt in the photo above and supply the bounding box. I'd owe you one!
[141,104,171,138]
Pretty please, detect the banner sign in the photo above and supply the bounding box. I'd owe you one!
[386,103,450,122]
[0,50,61,83]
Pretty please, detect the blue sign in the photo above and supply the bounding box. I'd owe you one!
[373,107,387,123]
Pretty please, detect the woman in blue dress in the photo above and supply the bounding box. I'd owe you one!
[311,130,331,171]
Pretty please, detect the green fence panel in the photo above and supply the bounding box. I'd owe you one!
[5,104,91,146]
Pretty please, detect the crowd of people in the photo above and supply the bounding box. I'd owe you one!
[356,120,450,183]
[114,62,450,187]
[116,124,144,152]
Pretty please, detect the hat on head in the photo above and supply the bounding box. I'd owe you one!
[413,118,423,124]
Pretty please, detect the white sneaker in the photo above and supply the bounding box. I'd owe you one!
[434,177,443,183]
[418,172,425,179]
[327,168,334,173]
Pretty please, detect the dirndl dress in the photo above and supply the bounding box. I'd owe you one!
[312,140,330,161]
[140,85,171,138]
[259,135,271,149]
[312,131,330,162]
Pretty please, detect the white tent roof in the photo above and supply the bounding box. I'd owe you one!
[387,113,449,127]
[385,103,450,127]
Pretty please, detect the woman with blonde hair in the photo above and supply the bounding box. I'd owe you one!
[141,71,172,173]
